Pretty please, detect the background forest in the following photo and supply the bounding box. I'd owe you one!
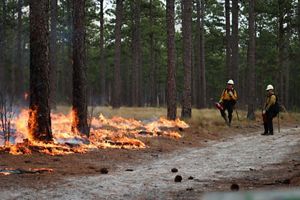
[0,0,299,112]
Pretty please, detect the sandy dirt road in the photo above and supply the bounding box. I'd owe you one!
[1,127,300,200]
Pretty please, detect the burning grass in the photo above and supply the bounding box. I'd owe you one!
[1,106,298,156]
[0,108,189,155]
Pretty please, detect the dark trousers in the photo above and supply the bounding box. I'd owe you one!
[220,101,234,124]
[263,111,274,134]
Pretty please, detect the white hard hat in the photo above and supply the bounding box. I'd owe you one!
[266,84,274,91]
[227,79,234,85]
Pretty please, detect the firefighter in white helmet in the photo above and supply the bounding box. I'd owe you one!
[217,79,238,126]
[262,84,278,135]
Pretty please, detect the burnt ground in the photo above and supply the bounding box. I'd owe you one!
[0,118,300,200]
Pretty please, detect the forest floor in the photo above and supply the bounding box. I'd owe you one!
[1,108,300,200]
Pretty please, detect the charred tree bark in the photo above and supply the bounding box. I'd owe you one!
[181,0,192,119]
[247,0,256,120]
[166,0,177,120]
[231,0,239,84]
[131,0,141,106]
[99,0,106,105]
[111,0,123,108]
[72,0,89,136]
[225,0,231,79]
[50,0,58,109]
[28,0,53,142]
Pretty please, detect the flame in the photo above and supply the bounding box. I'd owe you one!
[71,108,80,134]
[0,109,189,155]
[13,109,30,142]
[28,106,38,141]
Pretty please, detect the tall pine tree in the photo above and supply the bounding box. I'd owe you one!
[28,0,53,141]
[181,0,192,118]
[72,0,89,136]
[166,0,177,120]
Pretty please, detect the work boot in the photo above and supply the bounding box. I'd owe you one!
[261,132,268,135]
[228,118,232,127]
[226,120,231,127]
[268,131,274,135]
[223,116,230,126]
[263,123,268,135]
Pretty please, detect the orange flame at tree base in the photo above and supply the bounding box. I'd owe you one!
[0,109,189,155]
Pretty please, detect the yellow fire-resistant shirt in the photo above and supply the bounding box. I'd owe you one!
[219,89,238,102]
[264,93,276,111]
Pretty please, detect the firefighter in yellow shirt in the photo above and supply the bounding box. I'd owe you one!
[262,84,277,135]
[218,79,238,126]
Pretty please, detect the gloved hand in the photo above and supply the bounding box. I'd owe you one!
[262,110,266,115]
[228,91,233,97]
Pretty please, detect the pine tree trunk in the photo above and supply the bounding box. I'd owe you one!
[284,51,290,108]
[195,0,201,108]
[123,56,131,106]
[192,44,197,106]
[298,0,300,106]
[50,0,58,109]
[231,0,239,84]
[284,10,292,109]
[0,0,6,91]
[195,0,207,109]
[15,0,24,100]
[225,0,231,79]
[278,0,284,105]
[247,0,256,120]
[72,0,89,136]
[181,0,192,119]
[149,0,157,106]
[199,0,206,108]
[56,3,65,103]
[64,0,73,104]
[99,0,106,105]
[298,0,300,44]
[28,0,53,142]
[111,0,123,108]
[294,1,300,107]
[166,0,177,120]
[131,0,141,106]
